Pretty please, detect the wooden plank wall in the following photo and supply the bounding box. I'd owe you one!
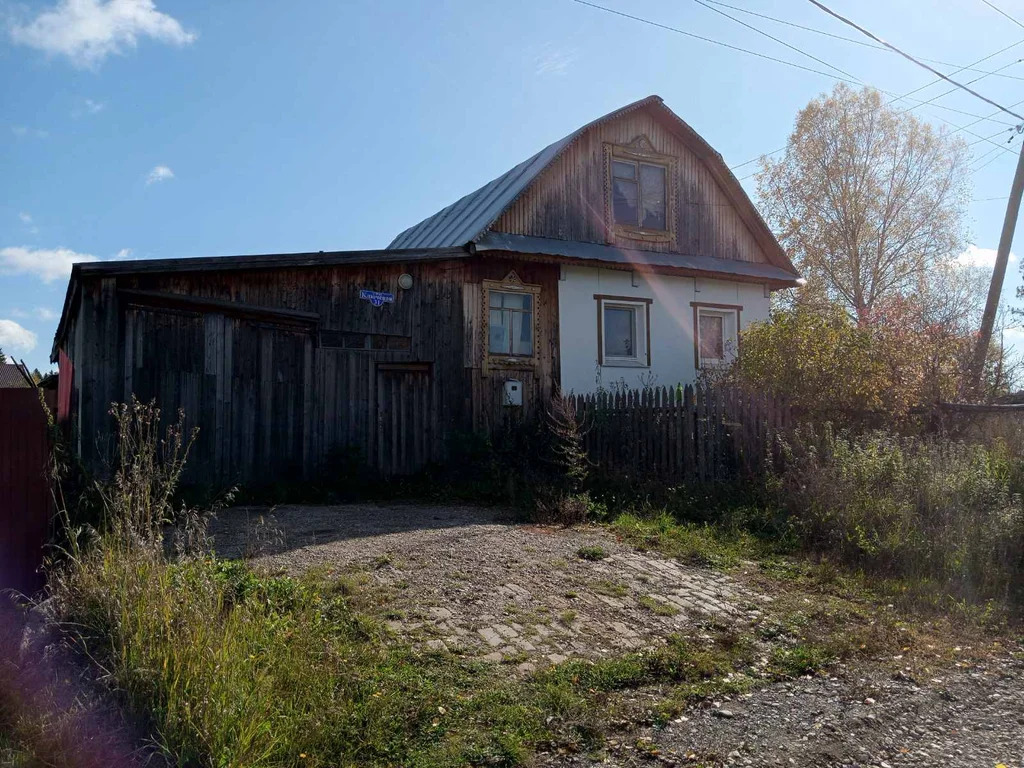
[0,388,50,595]
[567,384,789,482]
[70,256,560,487]
[493,108,768,263]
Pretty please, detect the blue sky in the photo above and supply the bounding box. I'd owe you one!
[2,0,1024,372]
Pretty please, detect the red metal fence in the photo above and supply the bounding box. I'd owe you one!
[0,389,51,596]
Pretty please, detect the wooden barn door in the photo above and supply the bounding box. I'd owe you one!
[124,306,314,487]
[369,362,436,476]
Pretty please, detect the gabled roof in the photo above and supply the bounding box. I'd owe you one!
[0,361,34,389]
[388,95,797,275]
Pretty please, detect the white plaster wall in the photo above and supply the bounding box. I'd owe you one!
[557,266,770,394]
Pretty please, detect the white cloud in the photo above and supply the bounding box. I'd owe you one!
[534,45,579,76]
[0,245,97,283]
[0,319,38,353]
[9,0,196,68]
[146,165,173,185]
[956,244,1019,269]
[11,125,48,138]
[8,307,55,320]
[17,211,38,234]
[113,247,132,259]
[72,98,105,117]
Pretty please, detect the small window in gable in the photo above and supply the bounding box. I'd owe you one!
[605,135,676,244]
[692,303,740,369]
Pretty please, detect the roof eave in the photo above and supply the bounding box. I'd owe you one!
[50,246,471,363]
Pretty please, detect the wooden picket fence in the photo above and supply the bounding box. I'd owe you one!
[565,384,791,482]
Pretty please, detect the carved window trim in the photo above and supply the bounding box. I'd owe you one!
[481,270,541,373]
[603,134,677,245]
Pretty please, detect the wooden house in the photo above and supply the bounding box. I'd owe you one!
[51,95,799,485]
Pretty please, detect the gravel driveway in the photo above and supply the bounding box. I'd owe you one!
[209,503,761,668]
[549,654,1024,768]
[210,503,1024,766]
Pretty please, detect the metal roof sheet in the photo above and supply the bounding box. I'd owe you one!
[474,233,801,286]
[387,96,663,250]
[387,94,796,276]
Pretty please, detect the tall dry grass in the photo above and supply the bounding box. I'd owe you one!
[771,426,1024,605]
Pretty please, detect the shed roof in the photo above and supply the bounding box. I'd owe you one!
[0,362,34,389]
[50,246,469,362]
[388,95,796,276]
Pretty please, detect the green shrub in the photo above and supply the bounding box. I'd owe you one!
[772,427,1024,605]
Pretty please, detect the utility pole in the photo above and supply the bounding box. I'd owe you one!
[969,128,1024,398]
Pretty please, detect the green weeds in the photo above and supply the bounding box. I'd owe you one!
[575,545,607,561]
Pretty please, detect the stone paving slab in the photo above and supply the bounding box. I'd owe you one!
[211,503,763,667]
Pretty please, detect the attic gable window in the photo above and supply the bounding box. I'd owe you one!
[612,160,667,230]
[605,135,677,245]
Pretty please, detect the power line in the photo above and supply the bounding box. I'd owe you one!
[691,0,864,84]
[971,144,1006,169]
[973,195,1010,201]
[706,0,1024,79]
[894,58,1023,121]
[973,148,1015,174]
[954,98,1024,142]
[572,0,864,83]
[574,0,1020,170]
[806,0,1024,122]
[695,0,1018,142]
[729,45,1023,171]
[967,126,1016,147]
[980,0,1024,31]
[699,0,1023,126]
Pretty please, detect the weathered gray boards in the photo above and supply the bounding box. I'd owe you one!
[56,253,559,485]
[52,95,800,488]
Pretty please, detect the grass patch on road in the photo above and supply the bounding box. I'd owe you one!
[638,595,679,616]
[51,544,777,768]
[609,510,767,569]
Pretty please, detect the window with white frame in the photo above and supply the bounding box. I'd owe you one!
[597,296,651,366]
[693,304,739,368]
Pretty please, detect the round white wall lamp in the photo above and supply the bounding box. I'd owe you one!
[398,273,414,290]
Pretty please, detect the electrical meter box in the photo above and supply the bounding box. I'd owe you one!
[503,379,523,407]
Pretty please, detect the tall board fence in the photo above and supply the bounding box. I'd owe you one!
[0,388,51,596]
[566,384,791,483]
